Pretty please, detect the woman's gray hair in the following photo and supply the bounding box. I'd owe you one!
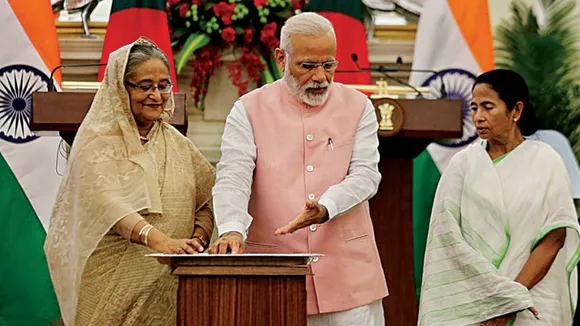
[280,12,336,53]
[124,44,170,81]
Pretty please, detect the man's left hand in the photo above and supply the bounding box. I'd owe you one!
[274,201,329,235]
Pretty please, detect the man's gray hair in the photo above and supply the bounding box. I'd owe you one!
[280,12,336,52]
[124,43,170,81]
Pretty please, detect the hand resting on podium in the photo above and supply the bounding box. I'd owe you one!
[114,214,207,254]
[209,200,329,254]
[208,231,245,254]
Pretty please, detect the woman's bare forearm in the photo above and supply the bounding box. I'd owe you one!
[193,202,214,243]
[113,212,169,247]
[515,228,566,289]
[113,212,145,241]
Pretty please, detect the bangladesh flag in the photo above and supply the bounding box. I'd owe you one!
[305,0,372,85]
[98,0,179,91]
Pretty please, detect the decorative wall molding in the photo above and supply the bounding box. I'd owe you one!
[373,24,417,41]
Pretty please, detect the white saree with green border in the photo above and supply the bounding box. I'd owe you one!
[418,140,580,326]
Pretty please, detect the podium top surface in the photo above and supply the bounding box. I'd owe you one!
[147,253,322,267]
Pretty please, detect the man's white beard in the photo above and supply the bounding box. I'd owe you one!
[284,69,332,107]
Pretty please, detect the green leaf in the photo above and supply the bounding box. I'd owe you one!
[174,33,211,74]
[267,55,283,80]
[259,56,275,85]
[495,0,580,161]
[171,28,190,43]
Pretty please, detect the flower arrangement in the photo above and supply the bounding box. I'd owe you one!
[166,0,306,108]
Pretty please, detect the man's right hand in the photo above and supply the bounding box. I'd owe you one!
[208,231,245,254]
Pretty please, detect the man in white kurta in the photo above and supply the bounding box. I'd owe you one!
[209,12,388,326]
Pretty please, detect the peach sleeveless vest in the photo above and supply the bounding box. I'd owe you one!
[241,80,388,314]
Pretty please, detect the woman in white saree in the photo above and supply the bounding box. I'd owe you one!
[419,69,580,326]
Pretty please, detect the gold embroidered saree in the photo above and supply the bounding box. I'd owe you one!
[44,38,215,326]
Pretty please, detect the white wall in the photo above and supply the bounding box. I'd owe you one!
[56,0,112,22]
[489,0,535,29]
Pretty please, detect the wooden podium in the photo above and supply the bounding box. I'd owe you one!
[149,253,318,326]
[369,96,462,325]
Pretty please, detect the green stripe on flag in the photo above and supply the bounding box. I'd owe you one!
[0,153,60,326]
[412,150,441,301]
[305,0,365,22]
[111,0,166,13]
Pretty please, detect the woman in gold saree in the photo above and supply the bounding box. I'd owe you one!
[44,38,215,326]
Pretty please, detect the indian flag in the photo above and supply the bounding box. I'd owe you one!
[409,0,494,300]
[0,0,62,324]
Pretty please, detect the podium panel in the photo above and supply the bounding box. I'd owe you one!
[150,253,319,326]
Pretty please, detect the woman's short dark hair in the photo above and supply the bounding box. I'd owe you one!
[473,69,538,136]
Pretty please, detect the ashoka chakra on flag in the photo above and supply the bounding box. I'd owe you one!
[422,68,478,148]
[0,64,51,144]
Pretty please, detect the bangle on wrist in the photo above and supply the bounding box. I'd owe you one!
[138,225,154,247]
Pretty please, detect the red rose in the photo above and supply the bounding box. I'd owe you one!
[222,16,232,25]
[213,2,237,25]
[292,0,304,10]
[243,28,254,44]
[178,3,189,18]
[221,27,236,44]
[168,0,180,6]
[262,21,277,33]
[254,0,268,7]
[191,0,201,5]
[260,22,279,49]
[240,47,265,83]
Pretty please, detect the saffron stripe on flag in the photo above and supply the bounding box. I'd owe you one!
[7,0,61,84]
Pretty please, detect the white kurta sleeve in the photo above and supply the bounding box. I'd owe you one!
[212,100,256,238]
[319,99,381,219]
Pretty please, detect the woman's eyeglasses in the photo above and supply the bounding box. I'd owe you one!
[125,81,173,94]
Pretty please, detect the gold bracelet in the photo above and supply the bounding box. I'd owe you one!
[143,226,153,247]
[138,225,154,247]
